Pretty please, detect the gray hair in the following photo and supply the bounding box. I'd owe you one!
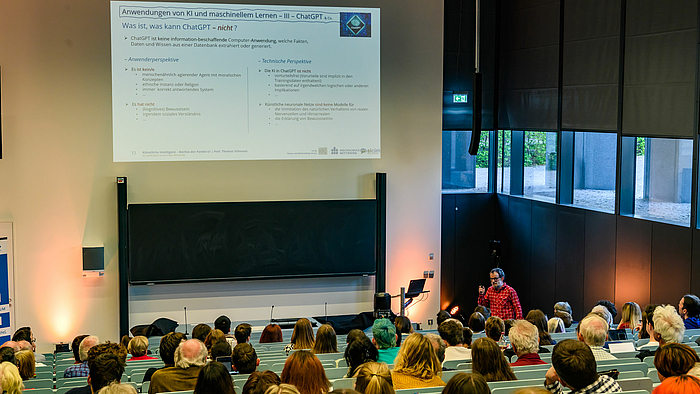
[653,305,685,344]
[579,314,608,347]
[425,333,446,363]
[548,317,565,333]
[174,339,207,368]
[79,336,99,363]
[509,320,539,354]
[97,383,137,394]
[590,305,613,327]
[554,301,572,315]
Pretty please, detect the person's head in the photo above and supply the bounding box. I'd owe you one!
[438,319,464,347]
[595,300,618,320]
[174,339,208,369]
[120,335,131,353]
[554,301,572,315]
[437,310,452,326]
[590,305,613,326]
[11,328,31,347]
[642,303,661,339]
[468,312,485,333]
[72,334,90,361]
[474,306,491,320]
[15,350,34,380]
[680,295,700,319]
[89,353,126,393]
[372,318,397,349]
[243,371,281,394]
[0,348,15,365]
[554,311,573,328]
[194,361,236,394]
[281,350,330,394]
[577,314,609,347]
[509,320,539,356]
[79,335,100,363]
[127,336,148,357]
[344,336,378,378]
[425,333,446,363]
[16,340,31,352]
[393,333,442,380]
[260,324,283,343]
[395,316,413,334]
[503,319,516,337]
[0,362,23,394]
[471,337,516,382]
[442,373,490,394]
[551,339,598,391]
[312,324,338,354]
[354,362,394,394]
[232,343,259,374]
[346,329,367,344]
[97,383,138,394]
[489,268,505,290]
[0,341,19,353]
[215,316,232,334]
[655,343,700,381]
[654,305,686,345]
[192,324,212,343]
[462,327,473,347]
[291,318,315,349]
[205,329,226,352]
[525,310,548,334]
[86,342,128,376]
[159,332,187,366]
[265,384,301,394]
[210,340,232,361]
[621,302,642,327]
[548,317,565,333]
[484,316,504,342]
[653,374,700,394]
[235,323,253,345]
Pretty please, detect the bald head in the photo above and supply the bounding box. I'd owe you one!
[1,341,20,352]
[79,336,99,362]
[578,314,608,347]
[174,339,207,369]
[17,341,31,351]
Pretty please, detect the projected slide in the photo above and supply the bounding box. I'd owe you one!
[110,1,380,162]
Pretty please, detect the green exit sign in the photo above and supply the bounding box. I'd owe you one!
[453,93,468,103]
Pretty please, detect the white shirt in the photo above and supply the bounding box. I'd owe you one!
[443,346,472,363]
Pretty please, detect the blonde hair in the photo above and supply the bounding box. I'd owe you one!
[0,362,24,394]
[265,384,301,394]
[291,318,315,350]
[97,382,138,394]
[620,302,642,328]
[355,362,395,394]
[393,333,442,380]
[547,317,565,333]
[127,336,148,357]
[15,350,35,380]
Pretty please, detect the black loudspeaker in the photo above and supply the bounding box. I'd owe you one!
[82,247,104,271]
[375,173,387,293]
[374,292,392,319]
[468,72,483,156]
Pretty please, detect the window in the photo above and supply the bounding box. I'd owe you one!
[497,130,511,194]
[523,131,557,202]
[571,132,617,213]
[442,131,489,192]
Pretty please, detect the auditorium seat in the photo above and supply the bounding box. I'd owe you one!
[488,378,542,391]
[395,387,443,394]
[442,359,470,369]
[23,378,55,389]
[331,377,355,389]
[616,377,653,392]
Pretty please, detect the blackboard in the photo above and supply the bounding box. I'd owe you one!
[127,200,377,284]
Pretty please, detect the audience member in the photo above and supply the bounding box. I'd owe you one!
[210,340,232,362]
[544,339,621,394]
[391,333,445,389]
[547,318,565,333]
[281,350,330,394]
[553,302,572,318]
[0,347,15,365]
[554,311,573,328]
[437,310,452,327]
[149,339,207,394]
[235,323,253,345]
[439,320,471,362]
[232,343,259,374]
[526,310,555,346]
[577,314,616,361]
[97,383,138,394]
[260,324,283,343]
[474,305,491,320]
[395,316,413,347]
[243,371,281,394]
[128,336,158,361]
[0,341,19,353]
[653,305,685,345]
[285,318,315,354]
[194,361,235,394]
[64,335,99,378]
[590,305,613,327]
[215,315,236,346]
[15,350,34,380]
[468,312,485,334]
[89,353,127,393]
[654,343,700,381]
[477,268,523,320]
[509,320,547,366]
[192,324,212,343]
[312,324,338,354]
[442,373,491,394]
[11,327,37,356]
[462,327,473,348]
[0,362,23,394]
[70,334,90,364]
[344,336,378,378]
[425,333,446,365]
[639,304,661,342]
[204,329,226,353]
[485,316,505,343]
[265,384,301,394]
[595,300,618,321]
[653,374,700,394]
[504,319,516,337]
[354,362,394,394]
[143,331,187,382]
[372,318,400,364]
[679,295,700,330]
[346,329,368,344]
[618,302,642,331]
[471,337,516,382]
[120,335,132,351]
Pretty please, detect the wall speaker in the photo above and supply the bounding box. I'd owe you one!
[83,246,104,271]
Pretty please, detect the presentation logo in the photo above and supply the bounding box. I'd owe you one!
[340,13,371,37]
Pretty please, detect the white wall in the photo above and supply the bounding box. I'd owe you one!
[0,0,443,353]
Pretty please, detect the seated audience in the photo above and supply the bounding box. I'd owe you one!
[471,337,516,382]
[553,302,574,328]
[639,303,661,342]
[438,319,471,362]
[653,374,700,394]
[210,340,232,362]
[0,347,15,365]
[285,318,315,354]
[442,373,491,394]
[127,336,158,361]
[679,295,700,330]
[243,371,282,394]
[346,329,368,344]
[67,342,128,394]
[474,306,491,320]
[149,339,208,394]
[437,310,452,327]
[97,382,138,394]
[590,305,613,327]
[265,384,302,394]
[544,339,621,394]
[143,331,187,382]
[425,333,446,366]
[236,323,253,345]
[120,335,132,351]
[547,318,564,333]
[194,361,235,394]
[554,311,573,329]
[577,314,616,361]
[0,341,19,353]
[462,327,473,348]
[504,319,516,337]
[233,343,259,374]
[354,362,394,394]
[11,327,40,362]
[15,350,34,380]
[372,318,400,364]
[395,316,413,347]
[509,320,547,366]
[0,362,23,394]
[192,324,212,343]
[204,329,226,354]
[312,324,339,354]
[215,315,236,346]
[468,312,485,334]
[391,333,445,389]
[344,335,378,378]
[70,334,90,364]
[594,300,618,321]
[618,301,642,331]
[654,343,700,381]
[526,310,555,346]
[64,335,99,377]
[638,304,686,360]
[260,324,284,343]
[281,350,330,394]
[485,316,505,343]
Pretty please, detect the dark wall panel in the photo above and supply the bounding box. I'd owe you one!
[650,223,692,305]
[505,197,533,311]
[615,216,652,313]
[529,202,557,313]
[441,194,457,308]
[556,207,585,321]
[583,211,616,320]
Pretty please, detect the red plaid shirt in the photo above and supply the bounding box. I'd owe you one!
[477,283,523,320]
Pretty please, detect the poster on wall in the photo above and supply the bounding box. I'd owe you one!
[0,224,14,343]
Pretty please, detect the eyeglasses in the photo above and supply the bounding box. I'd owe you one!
[490,277,501,282]
[30,336,36,343]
